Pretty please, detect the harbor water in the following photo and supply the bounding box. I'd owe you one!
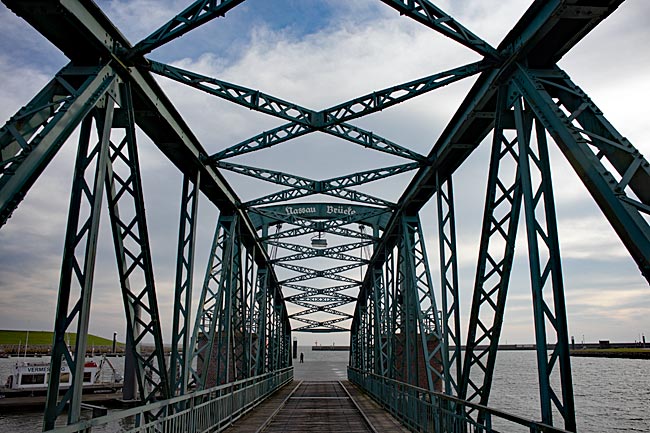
[0,348,647,432]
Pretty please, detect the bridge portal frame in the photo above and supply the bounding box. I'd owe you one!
[0,1,648,432]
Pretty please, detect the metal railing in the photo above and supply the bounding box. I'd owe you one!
[51,367,293,433]
[348,367,571,433]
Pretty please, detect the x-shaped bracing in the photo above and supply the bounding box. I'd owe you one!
[267,240,373,264]
[215,160,416,206]
[148,59,489,162]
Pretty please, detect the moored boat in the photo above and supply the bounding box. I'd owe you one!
[0,356,123,400]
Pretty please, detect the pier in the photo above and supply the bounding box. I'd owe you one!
[0,0,648,432]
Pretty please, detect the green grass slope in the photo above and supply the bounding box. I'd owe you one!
[0,330,122,347]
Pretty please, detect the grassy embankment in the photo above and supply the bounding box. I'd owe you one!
[0,330,124,355]
[570,348,650,359]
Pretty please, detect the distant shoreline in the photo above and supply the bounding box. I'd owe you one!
[312,345,349,351]
[309,345,650,359]
[570,348,650,360]
[0,344,124,356]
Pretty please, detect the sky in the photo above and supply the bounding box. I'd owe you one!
[0,0,648,348]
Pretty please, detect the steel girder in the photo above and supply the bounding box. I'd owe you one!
[44,80,172,429]
[436,174,462,396]
[190,214,290,388]
[104,81,172,407]
[263,225,377,242]
[43,93,116,430]
[148,60,490,163]
[150,59,484,133]
[378,0,499,58]
[236,247,256,381]
[400,215,446,391]
[0,63,116,227]
[460,84,524,418]
[216,160,416,207]
[128,0,246,58]
[351,266,389,377]
[351,215,445,392]
[267,240,373,264]
[251,268,269,375]
[351,248,397,377]
[460,87,576,429]
[217,160,419,195]
[2,1,647,431]
[170,172,201,396]
[514,97,575,429]
[189,213,237,388]
[247,183,394,208]
[213,121,419,164]
[385,249,399,380]
[512,66,650,282]
[371,266,390,377]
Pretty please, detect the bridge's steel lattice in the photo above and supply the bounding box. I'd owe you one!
[0,0,648,432]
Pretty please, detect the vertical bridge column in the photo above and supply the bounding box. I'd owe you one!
[44,84,117,430]
[170,171,201,396]
[461,83,576,430]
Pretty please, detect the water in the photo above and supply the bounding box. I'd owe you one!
[0,349,647,432]
[0,355,127,432]
[488,351,650,432]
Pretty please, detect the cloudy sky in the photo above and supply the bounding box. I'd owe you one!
[0,0,648,348]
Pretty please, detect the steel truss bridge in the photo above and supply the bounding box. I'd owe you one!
[0,0,648,432]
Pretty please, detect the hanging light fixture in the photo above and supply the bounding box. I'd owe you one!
[311,232,327,248]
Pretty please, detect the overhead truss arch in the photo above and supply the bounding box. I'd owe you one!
[0,1,647,432]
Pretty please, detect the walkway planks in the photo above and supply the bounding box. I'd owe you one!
[224,380,409,433]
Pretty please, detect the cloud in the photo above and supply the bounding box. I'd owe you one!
[0,0,648,348]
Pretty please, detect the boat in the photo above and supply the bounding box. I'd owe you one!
[0,356,123,400]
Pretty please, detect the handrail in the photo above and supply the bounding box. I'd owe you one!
[50,367,293,433]
[348,367,571,433]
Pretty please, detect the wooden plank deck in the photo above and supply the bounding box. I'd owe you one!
[224,380,409,433]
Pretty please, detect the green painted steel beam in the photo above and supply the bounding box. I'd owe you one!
[285,293,357,303]
[150,60,488,164]
[267,239,372,264]
[128,0,246,57]
[2,0,281,288]
[266,239,373,255]
[0,64,116,227]
[513,66,650,282]
[150,58,485,130]
[170,172,200,395]
[514,101,575,430]
[216,160,418,207]
[358,0,633,290]
[105,82,172,407]
[379,0,499,58]
[44,101,115,430]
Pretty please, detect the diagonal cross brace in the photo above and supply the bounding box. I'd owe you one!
[379,0,499,58]
[246,185,393,208]
[216,160,418,205]
[128,0,246,57]
[149,60,488,162]
[262,225,377,242]
[266,239,373,255]
[1,64,116,227]
[277,261,364,276]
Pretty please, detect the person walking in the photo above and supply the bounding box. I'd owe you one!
[300,352,304,363]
